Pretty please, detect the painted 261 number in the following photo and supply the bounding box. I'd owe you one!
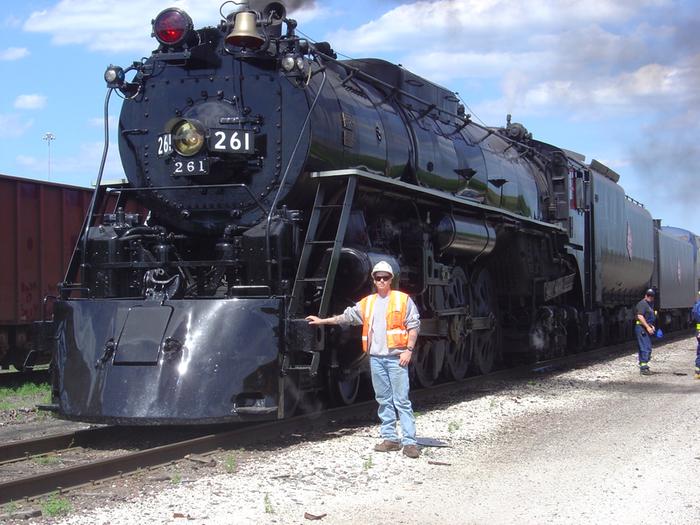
[173,160,207,174]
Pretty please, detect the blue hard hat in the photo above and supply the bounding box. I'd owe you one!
[655,328,663,339]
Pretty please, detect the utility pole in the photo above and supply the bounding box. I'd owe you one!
[42,132,55,181]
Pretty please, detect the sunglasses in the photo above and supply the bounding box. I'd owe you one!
[373,275,392,282]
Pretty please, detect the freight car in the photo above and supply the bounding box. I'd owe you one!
[659,226,700,295]
[49,2,698,424]
[0,174,91,370]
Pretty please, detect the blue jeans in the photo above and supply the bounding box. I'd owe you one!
[635,325,652,365]
[369,355,416,446]
[695,331,700,369]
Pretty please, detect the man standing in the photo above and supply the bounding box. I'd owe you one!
[635,288,656,375]
[692,291,700,379]
[306,260,421,458]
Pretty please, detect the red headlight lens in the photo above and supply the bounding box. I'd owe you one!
[153,8,192,46]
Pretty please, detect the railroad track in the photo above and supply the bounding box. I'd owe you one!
[0,333,688,505]
[0,368,49,388]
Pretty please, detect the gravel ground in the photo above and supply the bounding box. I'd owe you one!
[9,336,700,525]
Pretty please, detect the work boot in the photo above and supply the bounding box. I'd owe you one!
[695,368,700,380]
[640,366,651,376]
[402,445,420,458]
[374,440,401,452]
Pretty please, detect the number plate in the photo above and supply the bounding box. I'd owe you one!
[157,133,172,158]
[209,129,254,154]
[172,158,209,176]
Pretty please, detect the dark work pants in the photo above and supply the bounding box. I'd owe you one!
[635,324,652,365]
[695,330,700,370]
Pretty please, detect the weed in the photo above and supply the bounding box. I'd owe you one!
[41,494,72,517]
[363,456,373,470]
[264,494,274,514]
[413,411,422,417]
[225,454,237,473]
[4,501,18,514]
[448,420,461,433]
[171,472,182,484]
[34,454,61,466]
[0,382,51,412]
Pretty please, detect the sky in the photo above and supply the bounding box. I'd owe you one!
[1,0,698,234]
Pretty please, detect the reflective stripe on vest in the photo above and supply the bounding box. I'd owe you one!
[696,323,700,331]
[358,290,410,353]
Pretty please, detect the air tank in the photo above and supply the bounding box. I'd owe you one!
[434,214,496,257]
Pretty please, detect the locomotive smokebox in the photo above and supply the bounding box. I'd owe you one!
[435,214,496,257]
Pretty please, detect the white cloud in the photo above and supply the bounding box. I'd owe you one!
[327,0,670,55]
[14,94,47,110]
[16,155,40,168]
[3,15,22,28]
[0,114,34,137]
[323,1,692,124]
[0,47,29,60]
[22,0,326,53]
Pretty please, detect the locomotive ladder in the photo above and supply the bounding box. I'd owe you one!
[287,175,357,320]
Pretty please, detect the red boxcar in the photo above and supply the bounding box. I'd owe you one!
[0,174,92,369]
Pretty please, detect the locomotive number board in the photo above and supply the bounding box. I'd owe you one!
[172,158,209,176]
[208,129,254,154]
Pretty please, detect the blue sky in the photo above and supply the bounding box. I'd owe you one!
[1,0,698,234]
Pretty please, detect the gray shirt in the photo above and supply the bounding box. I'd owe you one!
[337,292,420,357]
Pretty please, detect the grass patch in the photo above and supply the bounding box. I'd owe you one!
[225,454,237,473]
[41,494,72,517]
[171,472,182,485]
[0,382,51,411]
[34,454,61,466]
[448,420,461,433]
[3,501,18,514]
[363,455,373,470]
[264,494,274,514]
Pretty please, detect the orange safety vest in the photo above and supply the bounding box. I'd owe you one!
[357,290,410,353]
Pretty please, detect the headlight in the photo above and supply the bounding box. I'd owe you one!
[281,55,296,72]
[172,120,205,157]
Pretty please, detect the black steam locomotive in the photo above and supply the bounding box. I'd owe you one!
[49,1,698,424]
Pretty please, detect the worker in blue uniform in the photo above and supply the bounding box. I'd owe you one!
[634,288,656,375]
[692,291,700,379]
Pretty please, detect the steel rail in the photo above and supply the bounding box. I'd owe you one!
[0,368,49,388]
[0,427,115,464]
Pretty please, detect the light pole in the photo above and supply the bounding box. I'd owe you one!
[42,132,55,181]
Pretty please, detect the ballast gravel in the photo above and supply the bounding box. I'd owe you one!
[31,337,700,524]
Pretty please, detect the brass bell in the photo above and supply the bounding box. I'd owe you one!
[225,11,265,49]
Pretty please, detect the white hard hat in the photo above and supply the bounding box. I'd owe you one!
[371,260,394,277]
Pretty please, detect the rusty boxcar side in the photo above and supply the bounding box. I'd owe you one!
[0,174,92,369]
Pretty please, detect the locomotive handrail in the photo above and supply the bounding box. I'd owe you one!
[265,56,328,282]
[624,194,645,207]
[311,169,568,234]
[105,183,268,214]
[79,88,114,285]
